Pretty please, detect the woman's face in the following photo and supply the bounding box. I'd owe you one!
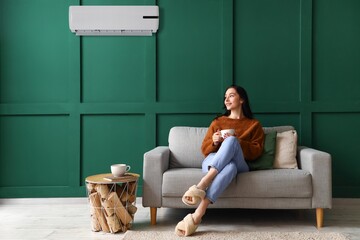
[224,87,243,111]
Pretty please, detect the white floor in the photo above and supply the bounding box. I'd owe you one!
[0,198,359,240]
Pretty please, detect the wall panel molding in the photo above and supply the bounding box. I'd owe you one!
[1,0,359,198]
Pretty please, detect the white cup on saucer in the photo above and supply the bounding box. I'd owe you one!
[111,164,131,177]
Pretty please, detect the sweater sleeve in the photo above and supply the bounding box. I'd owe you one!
[239,121,265,161]
[201,120,220,156]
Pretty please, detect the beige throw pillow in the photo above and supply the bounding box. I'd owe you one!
[273,130,298,169]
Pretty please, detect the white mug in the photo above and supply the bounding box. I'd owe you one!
[220,129,235,138]
[111,164,131,177]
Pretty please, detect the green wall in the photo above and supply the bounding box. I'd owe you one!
[0,0,359,198]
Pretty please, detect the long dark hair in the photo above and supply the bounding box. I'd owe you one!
[219,85,254,119]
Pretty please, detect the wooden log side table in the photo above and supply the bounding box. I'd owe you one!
[85,173,140,233]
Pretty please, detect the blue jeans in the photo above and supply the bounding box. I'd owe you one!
[202,136,249,203]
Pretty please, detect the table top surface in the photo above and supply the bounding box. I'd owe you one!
[85,173,140,184]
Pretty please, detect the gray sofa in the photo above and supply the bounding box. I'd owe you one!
[142,126,332,228]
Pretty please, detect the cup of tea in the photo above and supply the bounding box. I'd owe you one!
[220,129,235,138]
[111,164,131,177]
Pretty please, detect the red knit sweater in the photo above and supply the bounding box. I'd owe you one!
[201,116,265,161]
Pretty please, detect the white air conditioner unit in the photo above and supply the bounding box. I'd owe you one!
[69,6,159,36]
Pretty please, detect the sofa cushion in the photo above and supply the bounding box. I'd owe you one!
[229,169,312,198]
[168,127,207,168]
[274,130,298,169]
[162,168,312,198]
[247,131,277,171]
[162,168,206,197]
[263,126,294,134]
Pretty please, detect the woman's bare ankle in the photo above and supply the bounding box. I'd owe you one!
[197,169,217,190]
[196,183,207,191]
[192,212,202,225]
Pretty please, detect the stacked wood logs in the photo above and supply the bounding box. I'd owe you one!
[86,181,138,233]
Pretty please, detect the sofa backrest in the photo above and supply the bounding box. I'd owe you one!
[168,126,294,168]
[168,127,208,168]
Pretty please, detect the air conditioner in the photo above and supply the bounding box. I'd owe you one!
[69,6,159,36]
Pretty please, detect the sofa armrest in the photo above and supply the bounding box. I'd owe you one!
[297,146,332,209]
[142,146,170,208]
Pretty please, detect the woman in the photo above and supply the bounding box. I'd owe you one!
[175,85,265,236]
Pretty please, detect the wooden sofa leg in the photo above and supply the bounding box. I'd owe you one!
[150,207,157,225]
[316,208,324,228]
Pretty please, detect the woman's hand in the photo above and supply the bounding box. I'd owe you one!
[222,132,232,139]
[212,130,222,146]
